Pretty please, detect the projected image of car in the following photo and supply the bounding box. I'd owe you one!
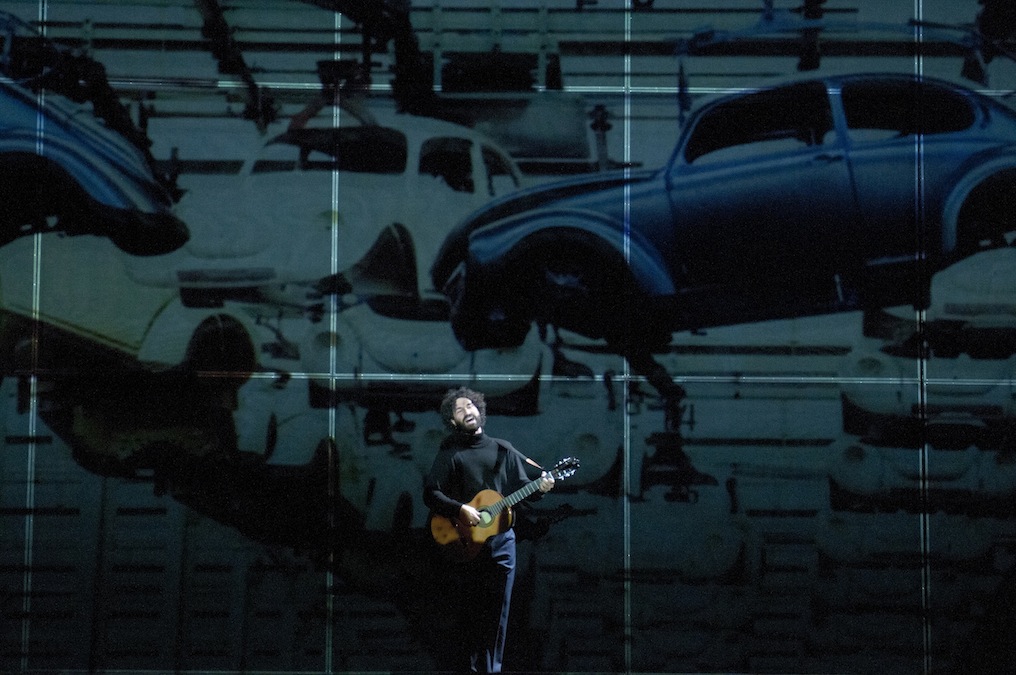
[827,429,1016,516]
[128,108,523,306]
[0,12,188,256]
[124,105,542,412]
[840,247,1016,447]
[431,73,1016,352]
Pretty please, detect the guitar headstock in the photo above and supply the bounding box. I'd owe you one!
[549,456,580,481]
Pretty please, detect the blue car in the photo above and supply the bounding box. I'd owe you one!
[431,73,1016,352]
[0,12,187,256]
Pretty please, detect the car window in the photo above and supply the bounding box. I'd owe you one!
[252,126,408,174]
[482,146,519,197]
[419,137,474,193]
[684,81,835,164]
[842,78,976,143]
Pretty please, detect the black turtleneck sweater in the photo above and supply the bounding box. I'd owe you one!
[423,431,541,520]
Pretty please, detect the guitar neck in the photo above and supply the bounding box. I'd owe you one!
[486,479,542,517]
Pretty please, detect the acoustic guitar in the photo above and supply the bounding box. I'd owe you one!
[429,456,580,560]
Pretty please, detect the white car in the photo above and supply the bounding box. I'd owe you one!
[860,246,1016,359]
[827,430,1016,514]
[840,349,1016,445]
[127,108,524,303]
[0,231,295,474]
[123,106,548,413]
[840,247,1016,445]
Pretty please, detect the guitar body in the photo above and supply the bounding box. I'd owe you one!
[430,489,514,561]
[429,457,580,561]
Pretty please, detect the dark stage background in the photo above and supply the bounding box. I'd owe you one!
[3,1,1016,673]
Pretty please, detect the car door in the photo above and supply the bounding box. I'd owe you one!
[838,76,983,304]
[666,80,860,327]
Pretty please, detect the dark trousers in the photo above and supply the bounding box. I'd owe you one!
[455,530,516,673]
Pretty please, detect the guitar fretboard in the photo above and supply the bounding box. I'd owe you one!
[485,479,544,517]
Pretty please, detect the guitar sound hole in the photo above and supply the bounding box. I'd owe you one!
[478,511,493,527]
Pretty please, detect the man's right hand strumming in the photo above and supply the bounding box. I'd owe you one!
[460,503,482,527]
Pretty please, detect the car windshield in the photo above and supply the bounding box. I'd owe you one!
[252,126,409,174]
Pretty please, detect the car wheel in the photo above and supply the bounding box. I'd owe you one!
[526,242,632,342]
[447,262,531,350]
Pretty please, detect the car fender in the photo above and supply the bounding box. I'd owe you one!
[0,135,138,210]
[136,299,262,370]
[939,148,1016,254]
[467,207,676,295]
[1,77,153,179]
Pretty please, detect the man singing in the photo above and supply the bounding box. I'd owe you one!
[423,386,554,673]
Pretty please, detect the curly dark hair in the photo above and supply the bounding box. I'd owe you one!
[439,386,487,429]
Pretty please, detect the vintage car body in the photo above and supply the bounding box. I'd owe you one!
[430,73,1016,351]
[299,298,547,412]
[827,433,1016,516]
[121,108,543,414]
[0,231,281,464]
[0,64,187,256]
[860,246,1016,359]
[127,109,522,300]
[0,77,188,257]
[840,247,1016,446]
[840,349,1016,447]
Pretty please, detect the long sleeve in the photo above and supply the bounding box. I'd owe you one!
[423,447,465,519]
[423,433,545,519]
[501,440,546,507]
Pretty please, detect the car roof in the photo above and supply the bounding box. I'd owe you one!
[280,105,511,149]
[685,69,996,114]
[249,104,522,176]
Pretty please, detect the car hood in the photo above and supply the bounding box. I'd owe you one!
[430,167,659,287]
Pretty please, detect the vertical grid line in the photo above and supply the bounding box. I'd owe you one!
[20,2,49,670]
[911,1,933,673]
[21,234,41,675]
[621,3,634,673]
[324,9,344,674]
